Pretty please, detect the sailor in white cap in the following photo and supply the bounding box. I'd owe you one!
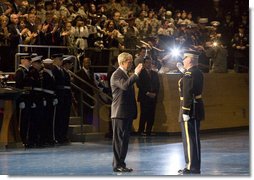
[28,55,44,147]
[15,55,33,147]
[42,58,54,64]
[41,57,58,146]
[31,55,43,63]
[60,55,75,144]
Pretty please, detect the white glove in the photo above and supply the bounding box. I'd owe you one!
[176,62,186,74]
[19,102,25,109]
[182,114,190,122]
[31,103,36,108]
[43,100,47,107]
[53,98,58,106]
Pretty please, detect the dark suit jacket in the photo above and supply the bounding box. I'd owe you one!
[137,69,160,104]
[73,68,96,105]
[110,68,139,120]
[7,24,20,48]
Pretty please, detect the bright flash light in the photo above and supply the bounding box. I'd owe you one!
[213,41,218,47]
[171,48,180,57]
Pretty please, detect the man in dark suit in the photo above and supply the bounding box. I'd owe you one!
[7,13,22,71]
[73,56,96,124]
[110,52,143,172]
[137,57,160,136]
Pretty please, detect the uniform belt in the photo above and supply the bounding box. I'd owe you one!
[64,86,71,89]
[24,86,32,90]
[43,89,55,95]
[57,86,71,90]
[180,95,202,100]
[33,87,43,91]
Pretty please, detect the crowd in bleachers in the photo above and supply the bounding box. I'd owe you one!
[0,0,249,73]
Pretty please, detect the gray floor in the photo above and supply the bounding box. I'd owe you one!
[0,129,250,176]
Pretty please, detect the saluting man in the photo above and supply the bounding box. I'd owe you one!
[178,52,205,175]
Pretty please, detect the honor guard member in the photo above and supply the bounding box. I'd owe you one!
[51,53,66,144]
[61,56,74,144]
[41,58,58,146]
[28,55,44,147]
[14,55,32,147]
[178,52,205,175]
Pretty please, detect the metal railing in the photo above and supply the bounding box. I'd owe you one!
[68,69,112,135]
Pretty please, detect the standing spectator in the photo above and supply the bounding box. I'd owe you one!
[118,0,130,19]
[73,15,90,50]
[178,52,205,175]
[35,0,46,24]
[8,14,23,71]
[112,10,124,34]
[0,15,10,71]
[26,13,37,33]
[60,21,75,47]
[146,10,161,38]
[135,10,149,39]
[102,20,123,49]
[205,41,228,73]
[104,0,121,16]
[231,24,249,73]
[134,47,146,67]
[73,56,96,124]
[123,14,139,50]
[110,52,142,172]
[0,0,12,16]
[137,57,160,136]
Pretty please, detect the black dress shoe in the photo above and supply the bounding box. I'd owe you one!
[113,167,133,172]
[178,168,200,175]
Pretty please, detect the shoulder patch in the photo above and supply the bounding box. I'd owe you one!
[184,71,192,77]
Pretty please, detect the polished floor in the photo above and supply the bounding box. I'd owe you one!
[0,129,250,176]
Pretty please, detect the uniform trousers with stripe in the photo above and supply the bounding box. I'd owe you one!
[180,118,201,172]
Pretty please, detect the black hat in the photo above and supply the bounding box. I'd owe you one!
[51,53,64,60]
[20,55,32,61]
[62,56,74,64]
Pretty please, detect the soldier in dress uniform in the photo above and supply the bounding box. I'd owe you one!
[41,58,58,146]
[14,55,32,147]
[177,52,205,175]
[28,55,44,147]
[51,54,66,144]
[60,56,74,144]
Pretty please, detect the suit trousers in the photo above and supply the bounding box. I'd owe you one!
[138,101,156,134]
[112,118,132,168]
[180,118,201,172]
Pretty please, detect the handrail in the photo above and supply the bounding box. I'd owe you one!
[70,82,97,109]
[67,69,112,102]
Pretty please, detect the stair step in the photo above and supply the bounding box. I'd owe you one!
[69,116,82,125]
[70,132,106,142]
[68,124,95,134]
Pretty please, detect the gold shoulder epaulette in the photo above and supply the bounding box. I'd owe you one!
[184,71,192,76]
